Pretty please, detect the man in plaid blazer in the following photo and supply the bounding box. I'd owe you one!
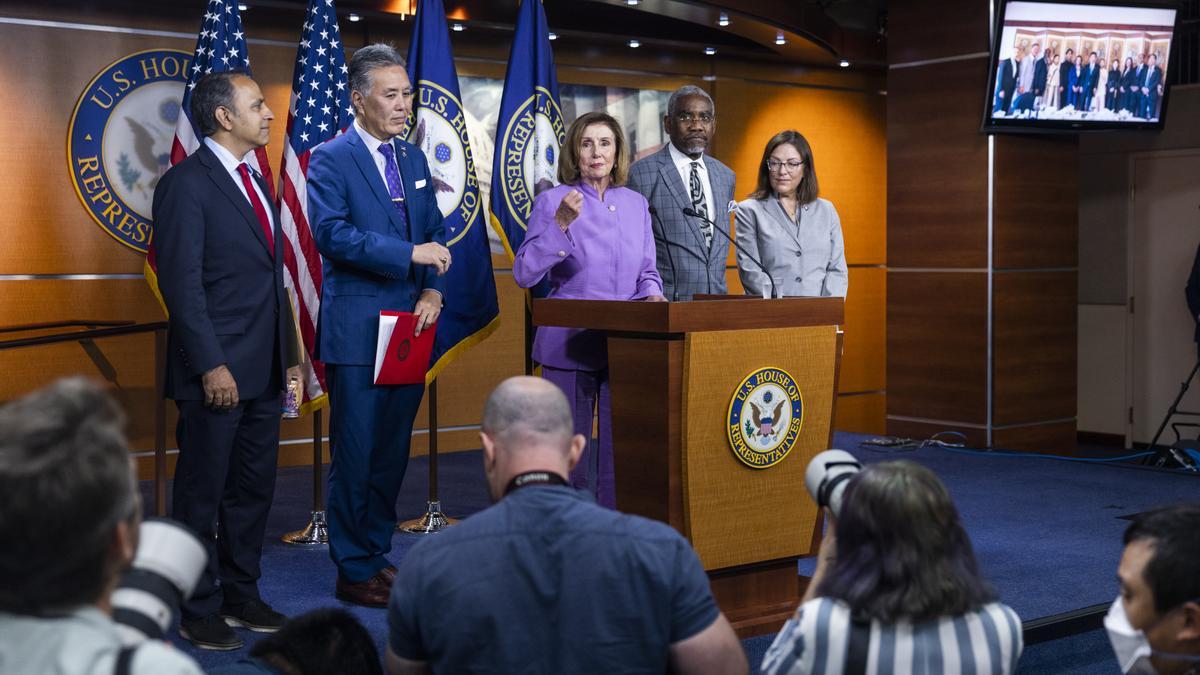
[628,86,736,301]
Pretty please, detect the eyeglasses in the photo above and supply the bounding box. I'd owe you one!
[674,111,714,124]
[766,160,804,173]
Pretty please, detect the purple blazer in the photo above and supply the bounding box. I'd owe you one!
[513,182,663,371]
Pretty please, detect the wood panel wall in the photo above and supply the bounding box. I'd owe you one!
[887,0,1078,451]
[0,3,887,476]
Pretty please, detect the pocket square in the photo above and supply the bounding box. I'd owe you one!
[415,179,427,189]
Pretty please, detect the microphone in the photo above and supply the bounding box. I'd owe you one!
[647,206,680,302]
[681,206,777,299]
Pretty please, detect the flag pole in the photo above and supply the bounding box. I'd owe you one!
[282,408,329,544]
[399,378,457,533]
[524,304,534,376]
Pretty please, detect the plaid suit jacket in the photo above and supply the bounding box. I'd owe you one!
[627,145,736,301]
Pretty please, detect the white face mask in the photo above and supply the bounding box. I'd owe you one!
[1106,596,1200,675]
[1106,597,1158,674]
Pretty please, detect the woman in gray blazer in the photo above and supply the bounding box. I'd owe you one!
[734,131,847,298]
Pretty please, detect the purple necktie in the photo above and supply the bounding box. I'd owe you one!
[376,142,409,232]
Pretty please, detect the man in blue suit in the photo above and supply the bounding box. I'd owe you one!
[993,53,1020,115]
[1082,51,1101,112]
[1141,52,1164,120]
[153,71,298,650]
[307,43,450,608]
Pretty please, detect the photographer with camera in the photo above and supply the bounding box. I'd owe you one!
[762,452,1023,674]
[0,378,203,675]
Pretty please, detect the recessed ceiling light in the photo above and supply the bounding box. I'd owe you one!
[347,12,360,22]
[704,46,717,56]
[626,0,639,5]
[452,22,465,32]
[548,32,558,41]
[718,13,729,27]
[237,2,248,10]
[628,39,640,48]
[839,59,851,67]
[775,32,786,45]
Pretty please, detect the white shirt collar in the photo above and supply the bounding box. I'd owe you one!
[203,137,254,174]
[667,141,707,174]
[354,119,394,156]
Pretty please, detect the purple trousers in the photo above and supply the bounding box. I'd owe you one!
[541,366,615,508]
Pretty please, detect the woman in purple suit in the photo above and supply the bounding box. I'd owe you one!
[513,112,666,508]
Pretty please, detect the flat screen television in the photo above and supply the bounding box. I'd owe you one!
[983,0,1179,132]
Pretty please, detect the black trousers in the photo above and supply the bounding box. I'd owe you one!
[172,389,282,619]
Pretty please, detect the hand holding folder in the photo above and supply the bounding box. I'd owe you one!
[374,311,436,385]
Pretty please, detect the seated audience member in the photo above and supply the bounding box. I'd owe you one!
[762,461,1022,675]
[0,378,203,674]
[210,608,382,675]
[1107,503,1200,675]
[385,376,748,675]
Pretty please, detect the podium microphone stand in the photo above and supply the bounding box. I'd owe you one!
[399,378,458,533]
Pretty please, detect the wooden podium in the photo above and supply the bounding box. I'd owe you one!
[531,296,844,637]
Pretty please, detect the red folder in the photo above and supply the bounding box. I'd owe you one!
[374,311,435,385]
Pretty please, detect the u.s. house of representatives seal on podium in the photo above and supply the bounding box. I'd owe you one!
[727,367,804,469]
[67,49,191,253]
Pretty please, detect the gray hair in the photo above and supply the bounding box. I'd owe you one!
[482,377,574,451]
[667,85,715,118]
[0,378,137,613]
[349,43,407,98]
[191,71,247,138]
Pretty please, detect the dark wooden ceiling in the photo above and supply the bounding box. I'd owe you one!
[28,0,887,69]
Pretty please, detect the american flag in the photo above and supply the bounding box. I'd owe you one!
[275,0,353,412]
[145,0,275,300]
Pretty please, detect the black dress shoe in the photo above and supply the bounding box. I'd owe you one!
[335,571,391,608]
[221,599,286,633]
[180,614,244,651]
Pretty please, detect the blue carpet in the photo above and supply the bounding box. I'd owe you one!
[138,431,1199,672]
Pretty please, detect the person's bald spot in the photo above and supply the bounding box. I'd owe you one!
[482,376,574,453]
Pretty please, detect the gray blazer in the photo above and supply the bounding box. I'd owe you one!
[734,196,848,298]
[627,145,736,301]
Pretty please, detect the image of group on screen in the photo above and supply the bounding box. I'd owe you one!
[992,42,1165,121]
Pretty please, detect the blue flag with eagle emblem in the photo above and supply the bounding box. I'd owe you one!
[404,0,499,382]
[488,0,565,299]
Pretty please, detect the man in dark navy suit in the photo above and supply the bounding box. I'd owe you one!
[1082,51,1101,112]
[307,44,450,608]
[1031,44,1049,110]
[1142,52,1164,120]
[153,71,298,650]
[993,51,1020,115]
[1057,48,1076,110]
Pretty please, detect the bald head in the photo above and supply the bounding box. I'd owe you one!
[482,377,574,453]
[480,377,584,501]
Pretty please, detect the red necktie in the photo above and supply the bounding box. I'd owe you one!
[237,163,274,256]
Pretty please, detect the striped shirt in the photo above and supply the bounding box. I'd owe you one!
[761,598,1023,675]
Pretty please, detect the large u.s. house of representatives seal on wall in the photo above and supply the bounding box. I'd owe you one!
[67,49,191,253]
[727,366,805,469]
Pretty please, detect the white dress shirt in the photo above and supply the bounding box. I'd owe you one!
[203,137,274,228]
[354,119,403,193]
[351,120,441,300]
[667,141,714,221]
